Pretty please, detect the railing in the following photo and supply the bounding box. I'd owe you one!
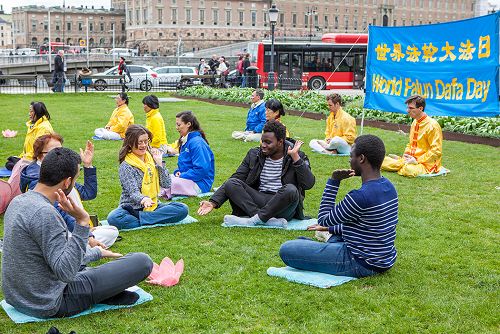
[0,54,117,66]
[0,73,312,94]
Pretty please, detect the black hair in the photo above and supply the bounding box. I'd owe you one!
[176,111,209,148]
[263,120,286,142]
[142,95,159,109]
[30,101,51,122]
[326,93,342,105]
[405,95,426,111]
[353,135,386,170]
[120,56,126,61]
[200,58,205,61]
[39,147,81,186]
[265,99,285,117]
[118,92,129,105]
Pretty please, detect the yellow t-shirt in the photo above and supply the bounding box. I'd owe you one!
[106,104,134,138]
[404,114,443,173]
[324,107,357,145]
[145,109,168,148]
[21,116,54,161]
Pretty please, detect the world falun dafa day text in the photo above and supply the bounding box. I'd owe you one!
[370,35,492,102]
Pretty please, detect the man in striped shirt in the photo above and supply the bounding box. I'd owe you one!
[198,120,315,227]
[279,135,398,278]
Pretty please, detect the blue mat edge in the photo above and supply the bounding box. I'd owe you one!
[100,215,198,231]
[417,167,450,178]
[1,287,152,323]
[267,266,357,288]
[221,218,317,231]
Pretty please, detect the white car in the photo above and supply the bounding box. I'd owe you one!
[93,65,158,91]
[153,66,198,88]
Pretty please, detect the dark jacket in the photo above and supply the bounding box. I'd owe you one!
[210,140,315,219]
[54,54,64,73]
[20,162,98,232]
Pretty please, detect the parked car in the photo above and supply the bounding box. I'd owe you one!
[153,66,199,88]
[93,65,158,91]
[225,69,242,88]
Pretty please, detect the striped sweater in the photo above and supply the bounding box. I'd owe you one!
[318,178,398,272]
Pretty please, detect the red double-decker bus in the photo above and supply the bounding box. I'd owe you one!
[248,33,367,90]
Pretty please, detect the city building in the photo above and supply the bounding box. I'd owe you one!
[0,5,13,49]
[11,5,126,51]
[116,0,477,56]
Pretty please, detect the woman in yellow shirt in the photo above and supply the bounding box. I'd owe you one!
[142,95,178,155]
[94,93,134,140]
[21,101,54,162]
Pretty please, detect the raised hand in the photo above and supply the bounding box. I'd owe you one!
[55,189,90,227]
[287,140,304,162]
[80,140,94,168]
[331,169,355,180]
[197,200,214,215]
[152,149,163,166]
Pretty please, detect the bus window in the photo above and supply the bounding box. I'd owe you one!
[333,52,354,72]
[304,51,333,72]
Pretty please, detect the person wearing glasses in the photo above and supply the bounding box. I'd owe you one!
[107,125,188,230]
[19,133,119,249]
[382,95,443,177]
[309,93,357,155]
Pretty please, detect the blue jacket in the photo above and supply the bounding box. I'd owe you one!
[20,162,98,232]
[174,131,215,193]
[245,101,266,133]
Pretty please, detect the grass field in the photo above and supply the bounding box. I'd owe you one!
[0,93,498,334]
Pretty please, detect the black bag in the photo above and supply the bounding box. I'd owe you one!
[5,156,20,171]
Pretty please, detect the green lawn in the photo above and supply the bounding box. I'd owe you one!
[0,93,498,334]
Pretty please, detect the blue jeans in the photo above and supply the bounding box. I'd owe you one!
[279,235,378,278]
[107,202,189,230]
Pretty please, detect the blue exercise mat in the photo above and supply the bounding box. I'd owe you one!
[267,266,357,289]
[100,215,198,231]
[1,286,152,324]
[318,151,350,156]
[418,167,450,178]
[0,167,12,178]
[92,135,123,141]
[170,192,213,201]
[222,218,317,231]
[162,153,179,158]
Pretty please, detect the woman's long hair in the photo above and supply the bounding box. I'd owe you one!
[176,111,208,149]
[118,124,153,163]
[31,101,51,123]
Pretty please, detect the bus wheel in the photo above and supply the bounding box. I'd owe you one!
[308,77,326,91]
[94,79,107,91]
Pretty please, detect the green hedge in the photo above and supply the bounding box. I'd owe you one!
[177,86,500,138]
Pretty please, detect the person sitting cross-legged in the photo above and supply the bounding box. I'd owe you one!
[94,93,134,140]
[2,147,153,318]
[198,120,315,227]
[231,89,267,141]
[279,135,399,278]
[381,94,443,177]
[309,93,357,155]
[107,125,189,230]
[243,98,290,142]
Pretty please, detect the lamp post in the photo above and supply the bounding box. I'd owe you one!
[268,4,278,91]
[307,6,317,43]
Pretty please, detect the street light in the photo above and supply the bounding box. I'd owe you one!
[306,6,317,43]
[268,4,279,91]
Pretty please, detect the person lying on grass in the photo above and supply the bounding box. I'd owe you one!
[279,134,399,278]
[107,125,188,230]
[20,133,119,249]
[198,120,315,228]
[381,94,443,177]
[2,147,153,318]
[309,93,357,155]
[160,111,215,199]
[94,93,134,140]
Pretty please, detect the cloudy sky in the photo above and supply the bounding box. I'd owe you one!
[1,0,500,13]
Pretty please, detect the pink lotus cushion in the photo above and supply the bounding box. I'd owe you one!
[2,130,18,138]
[147,257,184,287]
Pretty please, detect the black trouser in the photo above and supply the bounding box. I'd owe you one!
[54,252,153,317]
[223,178,299,222]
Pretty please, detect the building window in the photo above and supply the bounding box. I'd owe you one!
[187,32,191,36]
[226,10,231,25]
[344,16,348,30]
[334,16,338,29]
[251,11,256,26]
[171,8,177,23]
[373,18,376,25]
[31,20,37,32]
[304,14,308,27]
[100,23,104,31]
[144,9,148,24]
[56,23,60,31]
[201,32,204,37]
[324,15,328,28]
[213,9,218,25]
[79,22,83,31]
[158,9,163,24]
[239,11,243,25]
[121,22,125,31]
[136,10,140,24]
[66,22,71,31]
[354,18,358,30]
[292,13,297,26]
[200,9,205,24]
[44,22,48,31]
[128,10,132,24]
[89,23,93,31]
[186,9,191,24]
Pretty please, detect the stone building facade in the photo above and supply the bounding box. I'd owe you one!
[0,5,13,49]
[11,5,126,50]
[116,0,476,56]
